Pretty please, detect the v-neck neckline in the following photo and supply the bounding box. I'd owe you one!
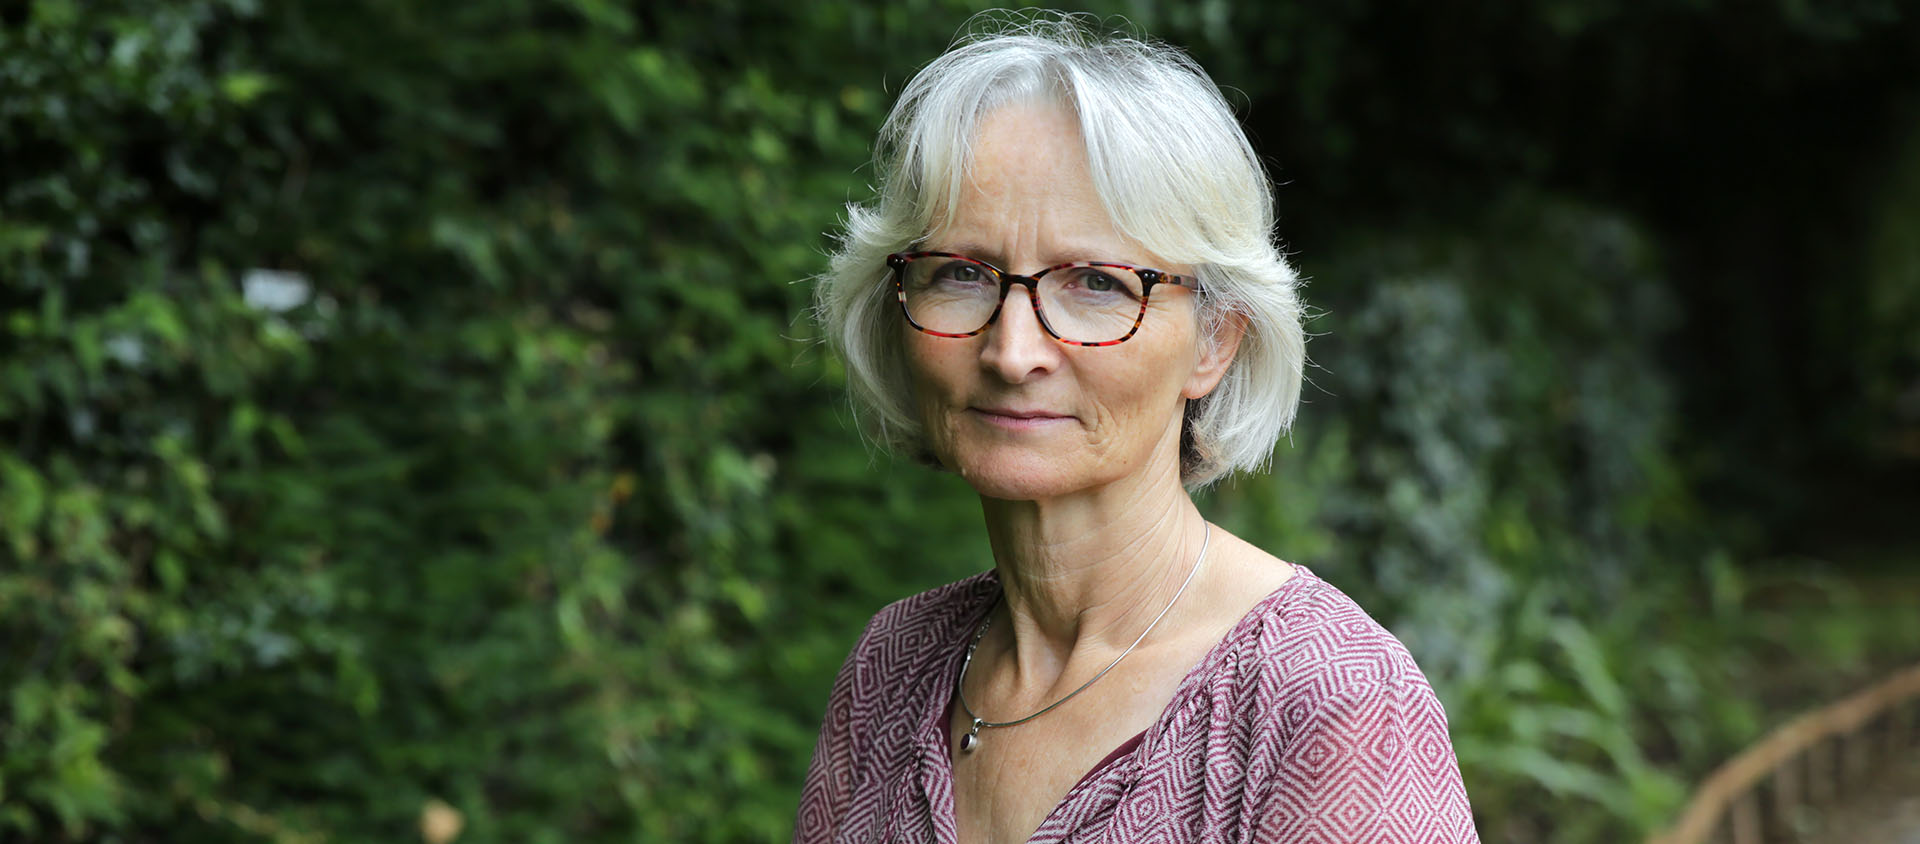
[918,562,1320,844]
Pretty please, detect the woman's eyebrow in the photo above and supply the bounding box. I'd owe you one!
[925,242,999,263]
[924,243,1141,270]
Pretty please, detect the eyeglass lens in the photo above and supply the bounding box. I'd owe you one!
[899,256,1146,343]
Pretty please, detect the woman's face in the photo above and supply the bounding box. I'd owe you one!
[904,102,1238,501]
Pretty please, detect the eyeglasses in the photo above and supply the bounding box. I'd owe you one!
[885,252,1200,347]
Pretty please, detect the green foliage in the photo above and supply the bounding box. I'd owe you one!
[3,2,1917,844]
[1209,193,1919,840]
[1209,196,1698,838]
[2,0,999,840]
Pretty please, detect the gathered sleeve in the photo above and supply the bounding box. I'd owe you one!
[1249,674,1479,843]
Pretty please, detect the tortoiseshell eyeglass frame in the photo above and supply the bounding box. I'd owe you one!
[885,251,1202,347]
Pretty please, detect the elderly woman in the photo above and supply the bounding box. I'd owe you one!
[798,17,1477,844]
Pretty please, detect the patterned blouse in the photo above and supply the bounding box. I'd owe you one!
[794,564,1480,843]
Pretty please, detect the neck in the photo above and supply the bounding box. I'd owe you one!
[979,453,1210,680]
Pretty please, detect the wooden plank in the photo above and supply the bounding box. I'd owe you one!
[1771,752,1799,830]
[1809,738,1833,803]
[1647,660,1920,844]
[1729,792,1762,844]
[1844,729,1870,785]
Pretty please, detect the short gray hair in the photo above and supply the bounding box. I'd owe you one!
[816,13,1306,487]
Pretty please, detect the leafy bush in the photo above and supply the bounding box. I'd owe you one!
[1212,195,1706,838]
[0,0,996,839]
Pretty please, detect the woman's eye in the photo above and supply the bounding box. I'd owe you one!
[938,263,984,283]
[1065,270,1125,293]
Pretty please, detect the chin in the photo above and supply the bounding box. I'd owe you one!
[943,447,1108,501]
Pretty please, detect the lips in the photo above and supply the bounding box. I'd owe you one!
[975,407,1071,420]
[969,406,1074,431]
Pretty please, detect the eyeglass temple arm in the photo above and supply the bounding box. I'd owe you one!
[1143,269,1201,293]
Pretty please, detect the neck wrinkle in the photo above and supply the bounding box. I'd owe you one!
[978,451,1208,695]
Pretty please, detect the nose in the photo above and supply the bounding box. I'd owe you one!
[979,281,1061,384]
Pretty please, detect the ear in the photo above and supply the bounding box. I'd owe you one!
[1183,310,1246,400]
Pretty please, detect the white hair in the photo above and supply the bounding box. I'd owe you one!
[816,12,1306,487]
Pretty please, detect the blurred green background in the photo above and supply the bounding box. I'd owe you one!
[3,1,1918,841]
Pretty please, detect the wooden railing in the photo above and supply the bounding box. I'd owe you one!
[1648,660,1920,844]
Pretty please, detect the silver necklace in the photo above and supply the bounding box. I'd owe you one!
[954,523,1211,753]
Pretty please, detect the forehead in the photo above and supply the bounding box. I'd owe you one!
[962,102,1087,189]
[928,102,1145,263]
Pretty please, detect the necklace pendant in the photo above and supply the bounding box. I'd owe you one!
[960,719,983,753]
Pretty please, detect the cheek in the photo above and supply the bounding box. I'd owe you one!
[904,332,955,395]
[1082,352,1191,445]
[1105,331,1204,443]
[902,333,968,440]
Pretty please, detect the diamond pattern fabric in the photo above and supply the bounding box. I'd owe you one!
[794,564,1480,843]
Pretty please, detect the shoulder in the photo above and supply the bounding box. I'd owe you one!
[1229,568,1478,840]
[855,570,998,657]
[799,575,999,841]
[810,572,998,770]
[1224,565,1439,741]
[838,571,998,700]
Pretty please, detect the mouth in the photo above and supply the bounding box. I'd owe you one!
[969,406,1074,430]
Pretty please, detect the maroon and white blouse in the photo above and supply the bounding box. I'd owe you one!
[794,564,1480,843]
